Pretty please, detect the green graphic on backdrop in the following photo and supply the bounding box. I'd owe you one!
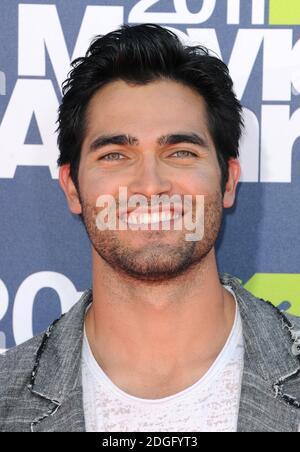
[269,0,300,25]
[244,274,300,316]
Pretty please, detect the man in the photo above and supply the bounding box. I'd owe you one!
[0,24,300,433]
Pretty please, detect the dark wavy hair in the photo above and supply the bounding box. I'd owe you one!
[57,23,243,194]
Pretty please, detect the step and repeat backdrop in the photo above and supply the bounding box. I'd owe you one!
[0,0,300,350]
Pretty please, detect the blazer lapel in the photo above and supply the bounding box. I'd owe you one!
[220,275,300,432]
[27,289,93,432]
[31,388,86,432]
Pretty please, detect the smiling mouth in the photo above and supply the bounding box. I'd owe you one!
[120,210,184,226]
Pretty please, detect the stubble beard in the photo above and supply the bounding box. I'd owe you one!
[80,192,223,283]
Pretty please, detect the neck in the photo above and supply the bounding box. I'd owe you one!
[85,248,236,394]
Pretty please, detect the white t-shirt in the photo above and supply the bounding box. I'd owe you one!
[82,286,244,432]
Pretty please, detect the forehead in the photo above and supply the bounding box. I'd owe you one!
[85,79,209,135]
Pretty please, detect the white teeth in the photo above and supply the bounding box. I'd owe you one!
[122,211,181,225]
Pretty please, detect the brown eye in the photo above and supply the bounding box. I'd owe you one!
[100,152,126,161]
[171,151,198,158]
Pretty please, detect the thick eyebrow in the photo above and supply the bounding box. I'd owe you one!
[158,133,208,148]
[88,132,209,153]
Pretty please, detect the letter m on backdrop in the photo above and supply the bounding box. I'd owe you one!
[18,4,124,88]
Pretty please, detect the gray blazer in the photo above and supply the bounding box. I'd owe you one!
[0,274,300,432]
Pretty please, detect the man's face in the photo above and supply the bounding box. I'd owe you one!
[65,79,239,282]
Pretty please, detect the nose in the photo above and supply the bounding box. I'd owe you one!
[127,155,172,199]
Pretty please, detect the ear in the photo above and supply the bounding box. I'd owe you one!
[223,159,241,209]
[58,164,82,214]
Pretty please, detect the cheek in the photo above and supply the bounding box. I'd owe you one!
[183,168,221,196]
[79,166,120,203]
